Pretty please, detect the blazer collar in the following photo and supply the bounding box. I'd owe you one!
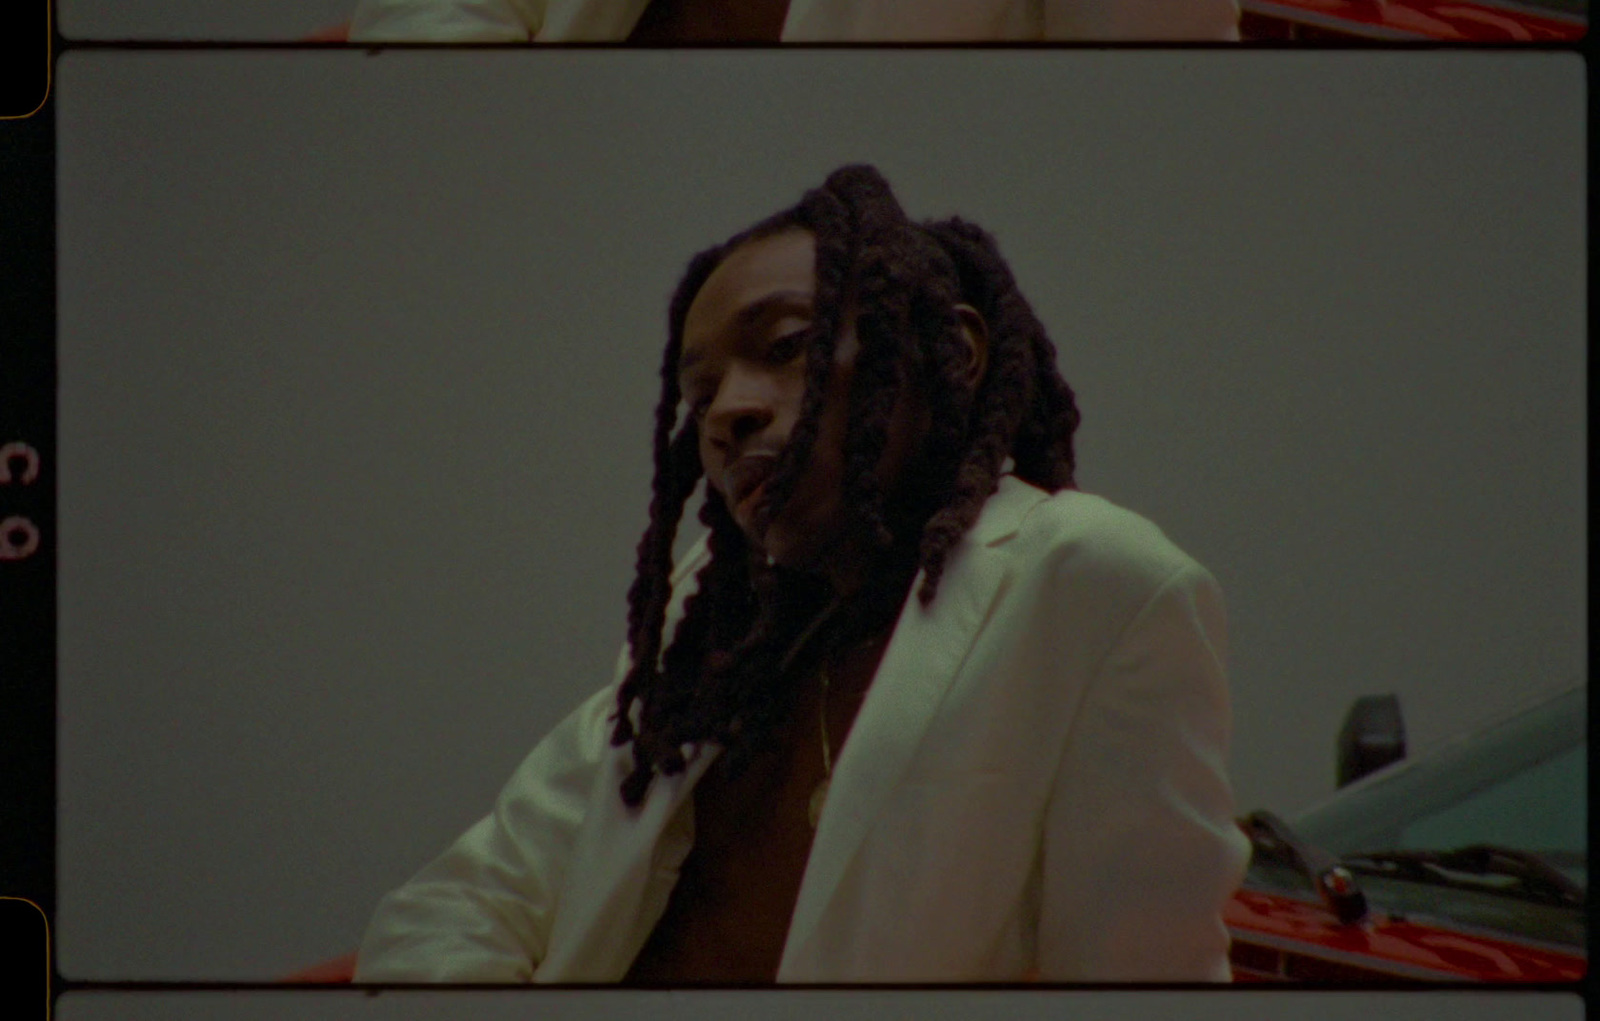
[779,474,1049,974]
[967,472,1049,548]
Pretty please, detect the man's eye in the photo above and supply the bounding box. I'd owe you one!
[768,330,811,363]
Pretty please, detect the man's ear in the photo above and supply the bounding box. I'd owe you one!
[952,304,989,390]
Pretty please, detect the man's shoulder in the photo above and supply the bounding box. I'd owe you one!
[996,478,1209,591]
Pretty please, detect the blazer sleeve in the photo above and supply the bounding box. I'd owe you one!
[1036,561,1250,981]
[347,0,652,41]
[353,678,620,982]
[1043,0,1240,40]
[349,0,545,41]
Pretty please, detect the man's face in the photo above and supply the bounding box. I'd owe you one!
[678,228,927,584]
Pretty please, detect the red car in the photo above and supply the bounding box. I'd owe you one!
[1240,0,1587,40]
[1227,682,1585,982]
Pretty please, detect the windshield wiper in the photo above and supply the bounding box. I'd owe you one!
[1340,845,1585,908]
[1242,810,1369,924]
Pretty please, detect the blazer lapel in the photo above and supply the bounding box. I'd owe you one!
[540,480,1049,980]
[779,476,1048,975]
[537,533,723,978]
[536,742,718,981]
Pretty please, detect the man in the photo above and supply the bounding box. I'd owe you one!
[347,0,1242,42]
[356,165,1249,982]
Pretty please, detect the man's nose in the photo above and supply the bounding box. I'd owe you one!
[705,375,776,447]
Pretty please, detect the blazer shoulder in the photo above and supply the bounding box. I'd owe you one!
[1010,486,1213,594]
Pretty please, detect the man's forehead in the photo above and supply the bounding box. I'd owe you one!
[685,230,817,336]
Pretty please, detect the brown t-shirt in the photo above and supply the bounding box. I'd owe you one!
[623,632,888,983]
[627,0,791,43]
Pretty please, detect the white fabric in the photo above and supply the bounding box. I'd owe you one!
[349,0,1241,42]
[356,477,1250,982]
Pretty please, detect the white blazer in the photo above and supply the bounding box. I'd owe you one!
[348,0,1242,42]
[355,477,1250,982]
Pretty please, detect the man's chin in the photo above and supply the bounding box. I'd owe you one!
[748,502,852,578]
[755,527,824,574]
[756,536,803,570]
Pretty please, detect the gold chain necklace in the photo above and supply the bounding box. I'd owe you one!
[775,597,886,831]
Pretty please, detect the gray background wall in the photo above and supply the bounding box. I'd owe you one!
[55,50,1584,980]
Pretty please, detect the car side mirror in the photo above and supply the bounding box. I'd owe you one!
[1336,694,1406,787]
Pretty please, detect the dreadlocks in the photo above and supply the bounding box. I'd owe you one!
[609,165,1082,807]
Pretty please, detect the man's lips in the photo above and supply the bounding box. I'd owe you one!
[723,452,779,515]
[736,479,769,519]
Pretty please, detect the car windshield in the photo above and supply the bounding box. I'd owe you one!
[1311,742,1585,886]
[1271,684,1585,946]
